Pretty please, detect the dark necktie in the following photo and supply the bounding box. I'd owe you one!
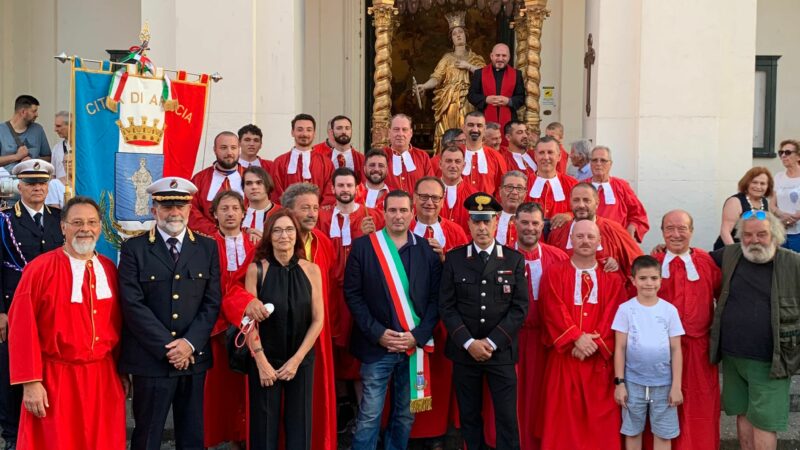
[479,250,490,265]
[33,212,43,231]
[167,237,180,263]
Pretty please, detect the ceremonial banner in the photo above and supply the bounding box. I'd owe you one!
[72,58,209,258]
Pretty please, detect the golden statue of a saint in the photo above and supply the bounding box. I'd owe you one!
[129,158,153,216]
[415,11,485,153]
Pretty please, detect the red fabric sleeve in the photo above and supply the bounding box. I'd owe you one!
[8,267,43,384]
[540,264,582,353]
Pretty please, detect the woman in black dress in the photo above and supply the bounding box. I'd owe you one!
[245,209,324,450]
[714,167,773,249]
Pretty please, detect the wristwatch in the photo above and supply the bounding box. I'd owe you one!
[614,377,625,385]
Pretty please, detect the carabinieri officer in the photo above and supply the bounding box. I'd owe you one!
[439,192,528,450]
[118,176,221,450]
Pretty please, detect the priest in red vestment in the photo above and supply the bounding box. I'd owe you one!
[538,219,628,450]
[189,131,246,236]
[584,146,650,242]
[204,191,256,449]
[281,182,338,450]
[652,210,721,450]
[495,170,529,247]
[313,115,365,184]
[501,121,537,180]
[271,114,336,207]
[355,148,394,210]
[9,197,126,450]
[407,177,468,444]
[317,168,384,381]
[237,124,274,174]
[460,111,508,197]
[383,114,434,194]
[241,165,282,243]
[544,122,570,175]
[483,202,569,449]
[527,136,578,220]
[547,183,643,277]
[467,43,525,142]
[439,143,476,234]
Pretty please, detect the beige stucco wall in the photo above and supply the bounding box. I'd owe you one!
[754,0,800,175]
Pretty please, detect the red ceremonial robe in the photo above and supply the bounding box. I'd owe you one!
[190,165,246,236]
[441,179,477,234]
[482,65,517,134]
[305,229,338,450]
[242,203,282,236]
[538,259,627,450]
[556,144,569,175]
[461,147,509,198]
[239,156,274,176]
[546,217,643,278]
[317,205,385,379]
[9,250,125,450]
[313,142,366,184]
[204,233,256,447]
[501,147,538,181]
[584,177,650,242]
[495,211,518,247]
[383,146,434,194]
[354,183,392,211]
[526,173,578,219]
[409,217,468,438]
[271,149,336,207]
[653,249,721,450]
[483,243,568,449]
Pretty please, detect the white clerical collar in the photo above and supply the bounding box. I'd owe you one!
[463,147,488,175]
[662,250,700,281]
[517,242,544,300]
[391,148,417,176]
[571,261,598,305]
[591,179,616,204]
[444,180,460,208]
[364,184,388,208]
[21,201,44,219]
[244,206,269,232]
[288,148,313,178]
[224,234,247,271]
[413,219,446,248]
[238,158,261,168]
[511,151,537,172]
[332,148,354,169]
[330,204,360,246]
[66,252,112,303]
[529,174,565,201]
[565,220,603,251]
[157,226,187,252]
[207,167,243,201]
[496,211,514,245]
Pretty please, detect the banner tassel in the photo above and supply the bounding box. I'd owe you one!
[410,397,432,413]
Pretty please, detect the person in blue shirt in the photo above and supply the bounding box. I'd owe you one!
[0,95,51,172]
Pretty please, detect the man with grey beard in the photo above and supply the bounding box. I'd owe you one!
[118,176,221,450]
[709,210,800,450]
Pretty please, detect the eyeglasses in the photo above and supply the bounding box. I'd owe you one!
[502,185,527,193]
[741,210,767,220]
[590,158,611,164]
[271,227,297,236]
[778,150,796,157]
[416,194,443,203]
[66,220,101,228]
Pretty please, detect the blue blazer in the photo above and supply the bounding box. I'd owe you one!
[343,231,442,364]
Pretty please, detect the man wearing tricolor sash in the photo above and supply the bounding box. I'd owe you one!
[344,190,442,450]
[439,192,528,450]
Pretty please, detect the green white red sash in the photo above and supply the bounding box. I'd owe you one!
[370,228,434,413]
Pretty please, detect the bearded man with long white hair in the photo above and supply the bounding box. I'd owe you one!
[709,210,800,450]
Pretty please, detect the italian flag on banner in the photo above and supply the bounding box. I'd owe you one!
[370,229,434,413]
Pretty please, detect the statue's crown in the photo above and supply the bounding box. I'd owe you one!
[445,11,466,30]
[116,116,165,146]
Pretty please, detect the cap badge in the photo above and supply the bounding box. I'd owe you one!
[169,179,178,189]
[475,195,491,211]
[33,162,40,170]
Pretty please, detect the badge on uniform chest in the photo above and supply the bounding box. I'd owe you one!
[503,285,512,294]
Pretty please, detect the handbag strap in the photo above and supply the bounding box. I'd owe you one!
[256,260,264,294]
[4,121,24,148]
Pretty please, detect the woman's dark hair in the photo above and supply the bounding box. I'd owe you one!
[254,209,304,261]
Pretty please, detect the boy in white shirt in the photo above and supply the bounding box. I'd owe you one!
[613,255,685,450]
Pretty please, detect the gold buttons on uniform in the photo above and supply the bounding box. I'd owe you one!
[174,274,181,280]
[171,331,177,337]
[172,294,179,300]
[41,240,45,244]
[172,313,179,319]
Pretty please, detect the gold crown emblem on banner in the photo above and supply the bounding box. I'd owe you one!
[445,11,466,30]
[116,116,166,146]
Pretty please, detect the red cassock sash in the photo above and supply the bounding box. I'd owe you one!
[482,67,517,126]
